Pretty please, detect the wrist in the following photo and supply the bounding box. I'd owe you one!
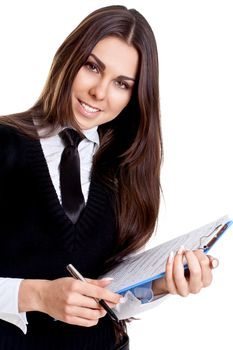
[152,278,168,295]
[18,279,50,313]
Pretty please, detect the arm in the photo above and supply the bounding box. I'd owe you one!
[0,276,122,333]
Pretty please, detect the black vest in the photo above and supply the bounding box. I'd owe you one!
[0,125,118,349]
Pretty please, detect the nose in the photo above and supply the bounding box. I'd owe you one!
[89,79,108,101]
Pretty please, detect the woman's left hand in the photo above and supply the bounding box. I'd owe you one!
[152,247,219,297]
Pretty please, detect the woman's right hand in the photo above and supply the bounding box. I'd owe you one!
[18,277,121,327]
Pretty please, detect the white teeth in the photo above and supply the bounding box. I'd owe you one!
[80,101,99,113]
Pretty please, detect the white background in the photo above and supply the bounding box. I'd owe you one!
[0,1,232,349]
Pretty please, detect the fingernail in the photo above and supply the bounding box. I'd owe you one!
[119,297,126,304]
[177,245,185,255]
[101,277,114,281]
[211,259,219,268]
[168,251,174,263]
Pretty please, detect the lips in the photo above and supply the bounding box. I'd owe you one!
[78,99,101,113]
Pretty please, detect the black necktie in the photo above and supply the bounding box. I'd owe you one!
[59,128,85,224]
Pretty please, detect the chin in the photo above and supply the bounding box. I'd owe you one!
[74,118,97,130]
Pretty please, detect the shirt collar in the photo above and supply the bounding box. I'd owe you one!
[58,125,99,146]
[35,119,100,147]
[82,126,99,146]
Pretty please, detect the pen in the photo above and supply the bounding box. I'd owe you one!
[66,264,119,323]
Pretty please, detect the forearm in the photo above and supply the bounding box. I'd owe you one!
[18,279,50,313]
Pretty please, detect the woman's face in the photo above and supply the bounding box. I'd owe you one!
[71,36,139,130]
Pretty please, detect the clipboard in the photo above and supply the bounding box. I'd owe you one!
[101,215,232,294]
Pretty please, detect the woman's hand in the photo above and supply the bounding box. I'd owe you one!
[152,247,219,297]
[19,277,122,327]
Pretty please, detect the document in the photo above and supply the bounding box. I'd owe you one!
[101,215,232,294]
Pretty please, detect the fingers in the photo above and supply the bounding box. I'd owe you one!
[67,287,118,310]
[86,277,114,287]
[64,304,107,321]
[64,316,99,327]
[165,247,189,296]
[185,250,209,291]
[84,278,119,307]
[64,279,118,327]
[165,251,177,294]
[76,280,122,305]
[63,308,106,327]
[69,292,101,309]
[42,277,122,327]
[165,247,219,297]
[173,246,189,296]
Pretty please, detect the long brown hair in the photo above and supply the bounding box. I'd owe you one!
[0,5,163,268]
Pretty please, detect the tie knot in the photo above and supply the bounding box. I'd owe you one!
[59,128,83,148]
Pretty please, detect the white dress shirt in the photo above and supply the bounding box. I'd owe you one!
[0,126,166,333]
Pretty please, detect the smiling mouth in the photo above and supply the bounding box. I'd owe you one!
[78,99,101,113]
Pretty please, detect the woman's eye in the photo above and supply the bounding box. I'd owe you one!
[85,62,99,73]
[115,80,129,90]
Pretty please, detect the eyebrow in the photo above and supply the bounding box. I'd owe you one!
[89,53,136,82]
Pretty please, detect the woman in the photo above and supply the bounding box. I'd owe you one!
[0,5,218,350]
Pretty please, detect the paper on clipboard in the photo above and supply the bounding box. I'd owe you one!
[101,215,232,294]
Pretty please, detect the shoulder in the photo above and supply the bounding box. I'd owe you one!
[0,124,29,150]
[0,123,20,139]
[0,124,30,170]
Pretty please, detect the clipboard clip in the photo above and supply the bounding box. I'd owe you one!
[198,223,228,252]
